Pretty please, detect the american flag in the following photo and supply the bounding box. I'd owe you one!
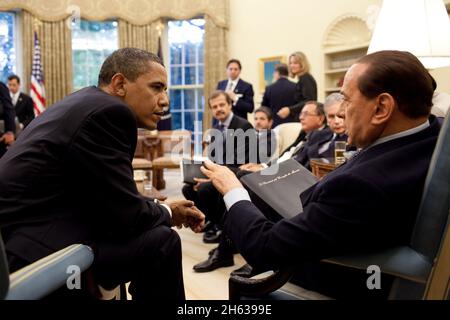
[30,31,46,116]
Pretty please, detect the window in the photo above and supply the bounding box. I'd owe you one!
[168,18,204,154]
[72,19,118,91]
[0,12,16,83]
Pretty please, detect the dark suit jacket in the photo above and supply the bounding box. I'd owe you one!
[15,92,35,128]
[294,128,349,170]
[216,79,254,122]
[256,130,276,164]
[0,86,171,264]
[288,73,317,119]
[0,81,15,133]
[262,77,298,127]
[209,114,254,170]
[280,129,308,157]
[224,116,440,297]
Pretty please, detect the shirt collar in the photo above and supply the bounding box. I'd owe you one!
[10,91,19,99]
[368,119,430,150]
[228,78,240,85]
[220,112,234,128]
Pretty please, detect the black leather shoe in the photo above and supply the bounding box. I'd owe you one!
[203,229,222,243]
[201,221,216,233]
[193,249,234,272]
[230,264,255,278]
[208,247,218,256]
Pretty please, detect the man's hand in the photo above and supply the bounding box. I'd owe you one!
[239,163,264,172]
[193,177,211,191]
[201,160,243,195]
[226,90,237,102]
[167,200,205,233]
[1,132,15,145]
[277,107,290,119]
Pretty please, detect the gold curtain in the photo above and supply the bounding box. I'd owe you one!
[118,19,160,52]
[0,0,229,27]
[22,10,73,106]
[203,15,228,131]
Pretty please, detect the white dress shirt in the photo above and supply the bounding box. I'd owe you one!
[10,92,20,106]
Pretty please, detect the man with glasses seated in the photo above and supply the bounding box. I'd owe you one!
[240,101,327,173]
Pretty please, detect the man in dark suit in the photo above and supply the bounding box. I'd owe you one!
[0,81,15,158]
[261,63,298,127]
[195,102,325,274]
[252,106,276,164]
[182,91,255,247]
[240,101,326,173]
[7,75,35,129]
[201,50,440,299]
[0,48,205,300]
[215,59,254,124]
[294,93,350,170]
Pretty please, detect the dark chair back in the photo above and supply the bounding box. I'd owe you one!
[410,112,450,260]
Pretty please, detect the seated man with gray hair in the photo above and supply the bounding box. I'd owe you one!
[294,92,352,170]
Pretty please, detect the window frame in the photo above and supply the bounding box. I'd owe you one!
[71,19,118,91]
[166,18,205,154]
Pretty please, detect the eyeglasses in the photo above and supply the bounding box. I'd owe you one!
[300,111,319,117]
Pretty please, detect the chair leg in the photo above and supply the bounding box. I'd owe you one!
[152,168,166,190]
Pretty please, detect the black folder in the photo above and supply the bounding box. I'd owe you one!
[240,159,318,218]
[181,158,208,184]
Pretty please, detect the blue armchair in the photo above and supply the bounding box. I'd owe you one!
[0,238,95,300]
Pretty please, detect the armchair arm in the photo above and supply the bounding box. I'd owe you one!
[322,246,432,284]
[228,246,432,300]
[5,244,94,300]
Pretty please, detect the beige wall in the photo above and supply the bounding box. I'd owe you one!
[228,0,450,108]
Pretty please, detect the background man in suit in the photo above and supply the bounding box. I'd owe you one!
[215,59,254,124]
[240,101,326,173]
[253,106,276,164]
[182,91,254,245]
[0,81,15,158]
[200,50,440,299]
[196,102,326,274]
[0,48,204,300]
[294,93,350,170]
[192,106,276,273]
[7,75,35,130]
[261,63,298,127]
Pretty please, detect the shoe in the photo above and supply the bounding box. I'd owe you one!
[230,263,255,278]
[193,248,234,272]
[203,229,222,243]
[208,247,217,256]
[201,221,216,233]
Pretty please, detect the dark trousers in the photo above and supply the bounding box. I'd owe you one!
[6,224,185,300]
[182,181,225,225]
[0,141,7,158]
[217,169,284,258]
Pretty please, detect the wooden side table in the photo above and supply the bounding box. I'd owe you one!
[310,158,339,179]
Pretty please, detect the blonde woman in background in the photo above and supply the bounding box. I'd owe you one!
[277,51,317,121]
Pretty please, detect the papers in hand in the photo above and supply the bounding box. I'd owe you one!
[181,156,209,184]
[240,159,318,218]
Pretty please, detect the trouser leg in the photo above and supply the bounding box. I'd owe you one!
[92,225,185,301]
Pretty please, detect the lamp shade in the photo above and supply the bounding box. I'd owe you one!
[368,0,450,69]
